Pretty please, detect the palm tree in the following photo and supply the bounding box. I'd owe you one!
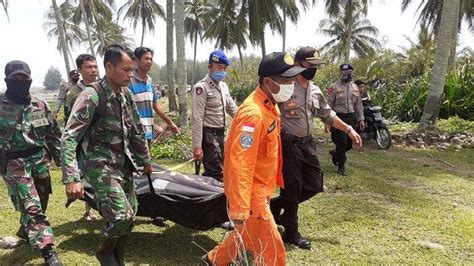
[399,26,436,77]
[419,0,458,127]
[185,0,212,85]
[68,0,114,57]
[322,0,371,62]
[91,19,134,54]
[204,0,249,69]
[401,0,472,69]
[51,0,73,73]
[1,0,9,21]
[45,2,85,61]
[319,8,381,63]
[176,0,188,128]
[280,0,311,51]
[401,0,472,33]
[117,0,165,46]
[245,0,285,57]
[166,0,178,111]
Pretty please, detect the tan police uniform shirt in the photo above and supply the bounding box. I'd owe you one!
[327,81,364,122]
[191,74,238,149]
[279,81,336,137]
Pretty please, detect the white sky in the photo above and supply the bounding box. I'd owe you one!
[0,0,472,87]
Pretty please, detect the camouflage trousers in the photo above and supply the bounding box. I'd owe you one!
[2,174,54,250]
[87,173,137,238]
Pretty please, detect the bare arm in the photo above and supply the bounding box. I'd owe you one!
[153,102,180,134]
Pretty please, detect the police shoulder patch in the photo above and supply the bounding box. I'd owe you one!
[195,87,203,95]
[240,134,253,150]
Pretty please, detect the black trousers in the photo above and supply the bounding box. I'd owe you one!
[202,127,225,181]
[271,132,324,234]
[330,113,356,165]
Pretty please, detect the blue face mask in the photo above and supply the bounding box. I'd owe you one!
[211,71,227,82]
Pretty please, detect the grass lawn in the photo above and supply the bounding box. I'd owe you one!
[1,142,472,264]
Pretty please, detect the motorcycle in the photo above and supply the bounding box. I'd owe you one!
[360,95,392,149]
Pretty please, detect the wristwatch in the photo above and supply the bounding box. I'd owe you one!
[345,125,353,134]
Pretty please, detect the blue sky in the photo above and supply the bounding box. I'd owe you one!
[0,0,472,87]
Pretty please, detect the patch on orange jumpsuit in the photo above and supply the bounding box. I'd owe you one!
[241,122,255,149]
[267,120,276,133]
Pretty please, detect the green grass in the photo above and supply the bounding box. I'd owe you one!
[1,144,473,264]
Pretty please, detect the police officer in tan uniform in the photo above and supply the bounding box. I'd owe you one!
[270,47,362,249]
[191,51,237,181]
[327,64,365,176]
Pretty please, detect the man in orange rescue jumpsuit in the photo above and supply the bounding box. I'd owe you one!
[203,52,306,265]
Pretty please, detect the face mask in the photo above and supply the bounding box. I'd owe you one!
[270,79,295,103]
[340,70,353,82]
[301,68,317,80]
[71,77,79,83]
[210,71,227,82]
[5,79,32,104]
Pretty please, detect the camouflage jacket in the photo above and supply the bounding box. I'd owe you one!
[61,78,151,184]
[64,81,87,121]
[0,93,62,177]
[55,80,76,113]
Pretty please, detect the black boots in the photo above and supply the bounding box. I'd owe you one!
[329,150,338,166]
[96,236,119,266]
[282,231,311,250]
[270,197,283,225]
[337,164,346,176]
[16,226,27,240]
[45,253,63,266]
[41,245,63,266]
[114,235,127,266]
[96,235,129,266]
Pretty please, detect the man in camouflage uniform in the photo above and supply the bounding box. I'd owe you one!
[64,53,99,221]
[53,70,79,119]
[0,60,62,265]
[191,50,237,181]
[64,54,98,121]
[61,44,152,265]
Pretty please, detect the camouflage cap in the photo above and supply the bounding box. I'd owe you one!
[5,60,31,80]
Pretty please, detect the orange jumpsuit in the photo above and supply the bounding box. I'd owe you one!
[208,87,286,265]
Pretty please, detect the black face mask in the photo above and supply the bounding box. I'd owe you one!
[301,68,317,80]
[340,73,353,82]
[5,79,32,105]
[71,77,79,83]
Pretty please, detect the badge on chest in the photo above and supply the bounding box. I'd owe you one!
[31,110,49,128]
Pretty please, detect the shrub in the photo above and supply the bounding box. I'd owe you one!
[150,129,193,160]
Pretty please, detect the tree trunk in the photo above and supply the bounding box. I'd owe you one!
[166,0,178,111]
[175,0,187,128]
[141,15,146,46]
[261,30,266,58]
[447,0,460,69]
[344,1,354,63]
[419,0,457,128]
[191,27,198,86]
[282,9,286,52]
[52,0,71,73]
[237,44,244,70]
[79,1,96,59]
